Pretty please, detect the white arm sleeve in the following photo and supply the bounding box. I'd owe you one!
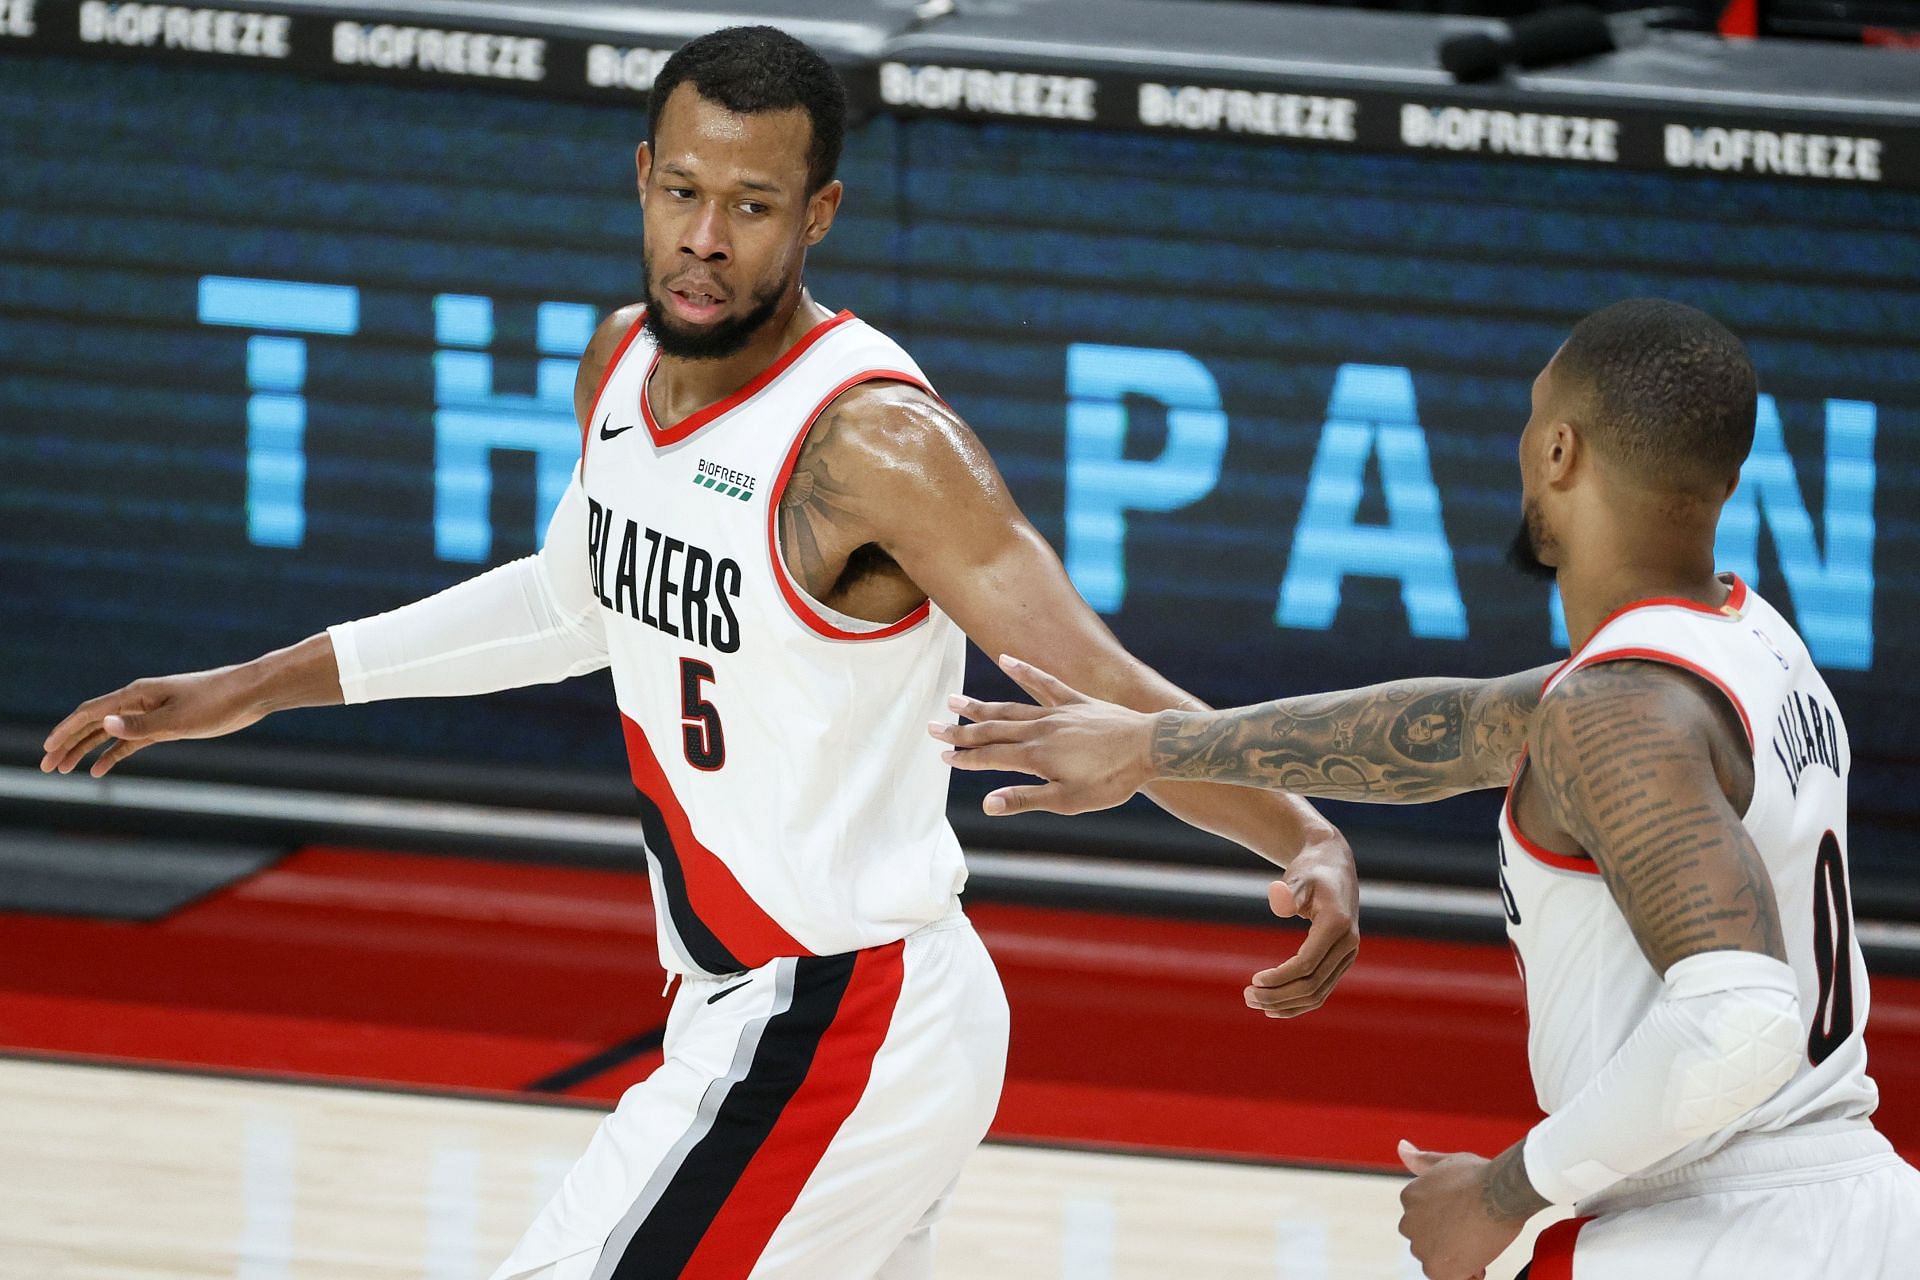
[1522,949,1803,1206]
[327,461,609,703]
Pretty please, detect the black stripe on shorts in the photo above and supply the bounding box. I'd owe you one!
[606,950,858,1278]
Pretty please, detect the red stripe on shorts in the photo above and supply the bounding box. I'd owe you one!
[1528,1214,1594,1279]
[679,940,908,1278]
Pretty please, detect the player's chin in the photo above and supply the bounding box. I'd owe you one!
[657,309,723,337]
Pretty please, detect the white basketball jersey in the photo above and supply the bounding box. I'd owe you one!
[578,309,968,976]
[1500,575,1879,1177]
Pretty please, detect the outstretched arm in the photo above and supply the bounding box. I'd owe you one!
[1396,662,1795,1280]
[40,305,642,777]
[935,661,1553,816]
[791,383,1360,1015]
[1150,668,1549,801]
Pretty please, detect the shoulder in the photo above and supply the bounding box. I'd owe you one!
[805,378,994,489]
[595,301,648,347]
[782,377,1022,541]
[589,302,647,358]
[1531,660,1725,781]
[572,303,647,425]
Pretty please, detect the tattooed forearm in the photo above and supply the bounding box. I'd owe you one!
[1148,667,1551,803]
[1531,663,1784,971]
[1482,1142,1551,1221]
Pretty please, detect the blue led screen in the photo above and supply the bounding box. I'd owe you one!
[2,55,1915,873]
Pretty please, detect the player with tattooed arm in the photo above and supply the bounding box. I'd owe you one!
[935,299,1920,1278]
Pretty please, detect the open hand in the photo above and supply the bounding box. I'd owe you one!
[929,654,1158,816]
[40,667,271,778]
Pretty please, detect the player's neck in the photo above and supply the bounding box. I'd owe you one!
[652,290,835,423]
[1557,515,1726,652]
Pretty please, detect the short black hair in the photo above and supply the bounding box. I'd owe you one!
[1553,298,1757,489]
[648,26,846,194]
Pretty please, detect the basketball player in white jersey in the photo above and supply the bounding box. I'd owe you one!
[934,299,1920,1278]
[38,25,1362,1280]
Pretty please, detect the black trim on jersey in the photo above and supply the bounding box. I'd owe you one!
[632,789,746,975]
[607,951,858,1278]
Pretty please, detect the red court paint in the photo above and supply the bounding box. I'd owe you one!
[3,845,1917,1172]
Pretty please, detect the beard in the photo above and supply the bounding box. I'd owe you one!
[1505,500,1558,583]
[642,259,788,361]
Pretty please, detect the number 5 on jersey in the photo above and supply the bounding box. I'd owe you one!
[680,658,725,771]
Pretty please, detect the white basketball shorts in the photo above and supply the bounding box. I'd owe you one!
[1519,1121,1920,1278]
[491,911,1008,1280]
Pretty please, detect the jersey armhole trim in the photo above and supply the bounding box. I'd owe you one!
[1512,648,1757,872]
[580,311,647,456]
[1504,751,1602,877]
[1563,646,1756,752]
[766,369,940,643]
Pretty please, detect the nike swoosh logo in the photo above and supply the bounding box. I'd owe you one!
[706,981,751,1005]
[598,414,635,441]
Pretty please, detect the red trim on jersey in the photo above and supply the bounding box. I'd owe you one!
[1539,661,1567,698]
[1564,646,1756,751]
[1510,942,1530,1030]
[1527,1214,1594,1279]
[767,370,939,642]
[1514,634,1756,878]
[1504,754,1601,877]
[581,311,646,455]
[640,310,858,448]
[1563,574,1749,667]
[680,941,906,1278]
[620,714,806,968]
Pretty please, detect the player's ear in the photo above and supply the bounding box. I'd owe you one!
[803,179,843,246]
[1544,421,1581,488]
[635,143,652,199]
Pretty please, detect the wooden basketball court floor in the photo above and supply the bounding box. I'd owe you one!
[0,1055,1561,1279]
[2,834,1914,1279]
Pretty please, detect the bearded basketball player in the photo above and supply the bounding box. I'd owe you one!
[39,25,1362,1280]
[934,300,1920,1278]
